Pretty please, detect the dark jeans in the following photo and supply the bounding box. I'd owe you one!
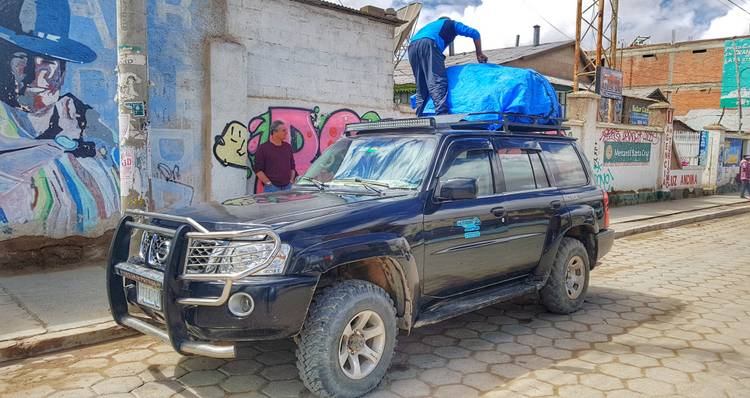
[264,184,291,193]
[408,38,449,116]
[741,181,750,197]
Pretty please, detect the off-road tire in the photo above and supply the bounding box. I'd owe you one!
[296,280,398,398]
[540,237,590,314]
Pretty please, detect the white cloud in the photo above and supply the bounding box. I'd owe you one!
[701,7,750,39]
[338,0,750,52]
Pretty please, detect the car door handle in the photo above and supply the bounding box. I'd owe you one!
[491,207,506,218]
[549,200,562,209]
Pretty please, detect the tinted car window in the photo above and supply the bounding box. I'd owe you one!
[497,148,537,192]
[442,149,494,196]
[540,142,588,187]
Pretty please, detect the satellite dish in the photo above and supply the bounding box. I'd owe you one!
[394,2,422,67]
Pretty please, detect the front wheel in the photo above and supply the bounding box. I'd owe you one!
[540,237,590,314]
[296,280,398,398]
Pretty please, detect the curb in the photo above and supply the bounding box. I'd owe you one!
[3,203,749,363]
[613,203,750,239]
[0,321,136,363]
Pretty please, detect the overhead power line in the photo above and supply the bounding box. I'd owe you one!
[722,0,750,17]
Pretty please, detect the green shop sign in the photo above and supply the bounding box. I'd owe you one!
[721,38,750,108]
[603,142,651,164]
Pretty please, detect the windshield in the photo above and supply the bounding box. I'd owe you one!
[298,135,437,190]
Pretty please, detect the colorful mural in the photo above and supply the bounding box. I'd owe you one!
[213,106,381,192]
[0,0,119,237]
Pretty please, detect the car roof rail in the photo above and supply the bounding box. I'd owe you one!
[344,112,567,136]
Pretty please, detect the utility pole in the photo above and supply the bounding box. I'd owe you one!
[572,0,620,93]
[732,40,743,134]
[116,0,151,211]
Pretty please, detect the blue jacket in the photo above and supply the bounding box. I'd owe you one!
[411,19,480,53]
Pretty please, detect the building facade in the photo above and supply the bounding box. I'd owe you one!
[620,37,739,116]
[0,0,401,266]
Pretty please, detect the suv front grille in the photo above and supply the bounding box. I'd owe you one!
[185,240,224,274]
[139,232,171,270]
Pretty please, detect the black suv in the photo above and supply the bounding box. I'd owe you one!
[107,114,614,398]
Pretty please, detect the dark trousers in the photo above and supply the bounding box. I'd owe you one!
[408,38,449,116]
[741,181,750,197]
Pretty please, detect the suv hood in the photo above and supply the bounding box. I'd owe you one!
[164,189,409,231]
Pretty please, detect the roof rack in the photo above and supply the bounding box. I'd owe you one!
[438,112,567,135]
[344,112,567,136]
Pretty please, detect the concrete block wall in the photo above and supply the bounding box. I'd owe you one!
[0,0,399,267]
[208,0,399,202]
[565,92,717,205]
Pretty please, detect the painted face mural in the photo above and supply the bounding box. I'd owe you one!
[0,0,119,236]
[213,106,381,193]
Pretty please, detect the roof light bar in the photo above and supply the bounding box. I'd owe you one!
[345,117,435,132]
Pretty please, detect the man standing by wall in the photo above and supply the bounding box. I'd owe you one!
[740,154,750,199]
[255,121,296,192]
[408,17,487,116]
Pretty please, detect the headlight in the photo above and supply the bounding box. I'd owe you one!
[186,239,290,276]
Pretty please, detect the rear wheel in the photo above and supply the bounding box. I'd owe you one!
[540,237,590,314]
[296,280,397,398]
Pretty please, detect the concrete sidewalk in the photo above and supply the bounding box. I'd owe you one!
[1,193,749,362]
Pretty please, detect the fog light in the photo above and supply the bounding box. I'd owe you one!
[228,293,254,317]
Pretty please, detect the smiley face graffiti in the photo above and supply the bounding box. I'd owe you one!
[213,121,249,169]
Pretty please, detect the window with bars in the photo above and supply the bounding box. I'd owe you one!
[673,130,701,167]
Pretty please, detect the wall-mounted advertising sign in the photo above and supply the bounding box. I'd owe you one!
[721,38,750,108]
[603,141,651,164]
[596,66,623,100]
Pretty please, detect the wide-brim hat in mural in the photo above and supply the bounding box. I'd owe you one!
[0,0,96,64]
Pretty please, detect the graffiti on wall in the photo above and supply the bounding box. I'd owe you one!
[0,0,119,236]
[661,110,674,190]
[592,141,615,191]
[599,128,660,144]
[213,106,381,192]
[150,129,194,210]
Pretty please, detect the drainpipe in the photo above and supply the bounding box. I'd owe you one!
[116,0,152,211]
[449,42,455,56]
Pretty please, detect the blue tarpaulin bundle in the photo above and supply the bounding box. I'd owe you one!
[411,64,562,124]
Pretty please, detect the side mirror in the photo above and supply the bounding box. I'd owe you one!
[437,178,478,201]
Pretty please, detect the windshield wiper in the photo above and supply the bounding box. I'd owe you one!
[297,176,327,190]
[333,178,387,195]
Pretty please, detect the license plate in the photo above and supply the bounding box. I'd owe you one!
[137,283,162,311]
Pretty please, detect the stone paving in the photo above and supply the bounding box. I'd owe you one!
[2,214,750,398]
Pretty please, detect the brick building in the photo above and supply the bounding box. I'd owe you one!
[620,36,748,116]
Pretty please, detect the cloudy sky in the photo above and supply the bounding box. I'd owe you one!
[334,0,750,53]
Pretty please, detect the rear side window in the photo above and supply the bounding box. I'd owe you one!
[497,149,536,192]
[496,148,550,192]
[540,142,588,187]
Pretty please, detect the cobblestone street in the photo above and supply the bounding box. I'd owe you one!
[2,214,750,398]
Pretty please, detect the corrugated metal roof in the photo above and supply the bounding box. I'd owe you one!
[679,108,750,133]
[293,0,404,25]
[395,40,574,85]
[621,88,668,102]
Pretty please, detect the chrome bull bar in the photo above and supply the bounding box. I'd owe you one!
[125,210,282,307]
[108,210,282,359]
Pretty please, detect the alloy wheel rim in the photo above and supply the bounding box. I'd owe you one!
[338,310,386,380]
[565,255,585,299]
